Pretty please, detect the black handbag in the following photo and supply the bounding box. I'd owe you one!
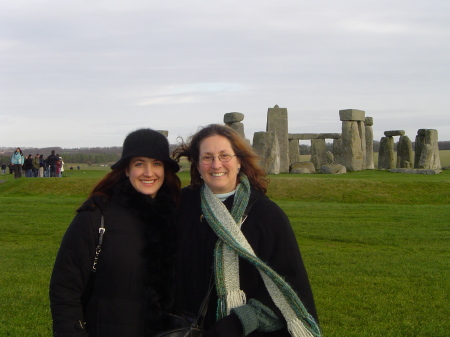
[153,275,214,337]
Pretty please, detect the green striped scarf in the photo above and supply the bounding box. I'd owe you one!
[200,175,322,337]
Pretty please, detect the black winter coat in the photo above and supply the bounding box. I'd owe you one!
[174,186,318,337]
[50,184,176,337]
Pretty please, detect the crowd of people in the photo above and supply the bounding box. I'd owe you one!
[3,148,65,178]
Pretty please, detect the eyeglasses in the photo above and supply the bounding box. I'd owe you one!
[200,154,236,164]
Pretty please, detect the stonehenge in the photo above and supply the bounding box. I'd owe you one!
[377,129,441,170]
[225,106,441,175]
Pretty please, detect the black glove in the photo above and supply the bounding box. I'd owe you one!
[203,313,243,337]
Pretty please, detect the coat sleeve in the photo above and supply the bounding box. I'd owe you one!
[49,210,98,337]
[237,197,318,335]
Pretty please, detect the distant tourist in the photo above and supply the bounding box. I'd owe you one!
[10,148,24,179]
[47,150,57,177]
[1,162,6,174]
[33,154,40,177]
[24,154,33,177]
[55,154,61,177]
[39,155,45,177]
[59,156,65,177]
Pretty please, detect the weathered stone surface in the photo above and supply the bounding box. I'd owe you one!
[253,131,280,174]
[339,109,365,121]
[290,167,312,174]
[378,136,395,169]
[288,133,319,140]
[365,119,374,169]
[224,112,244,124]
[320,163,347,174]
[290,161,315,174]
[396,135,414,168]
[389,168,442,174]
[333,138,343,163]
[266,105,289,173]
[384,130,405,137]
[338,120,364,171]
[310,139,327,170]
[326,151,334,164]
[416,129,441,169]
[318,133,341,139]
[288,139,301,164]
[229,121,245,139]
[157,130,168,137]
[414,133,425,168]
[419,144,440,169]
[417,129,427,136]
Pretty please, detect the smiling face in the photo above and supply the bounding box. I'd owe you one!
[197,135,241,194]
[126,157,164,197]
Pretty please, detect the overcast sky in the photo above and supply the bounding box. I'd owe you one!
[2,0,449,149]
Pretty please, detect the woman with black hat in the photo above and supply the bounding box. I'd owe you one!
[50,129,181,337]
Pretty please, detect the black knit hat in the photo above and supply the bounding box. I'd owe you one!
[111,128,179,172]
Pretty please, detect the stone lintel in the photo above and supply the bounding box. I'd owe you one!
[365,117,373,126]
[288,133,319,140]
[384,130,405,137]
[339,109,365,121]
[224,112,244,124]
[318,133,341,139]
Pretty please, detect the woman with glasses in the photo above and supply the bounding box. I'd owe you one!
[173,124,321,337]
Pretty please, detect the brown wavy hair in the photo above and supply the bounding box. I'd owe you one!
[89,159,181,205]
[173,124,268,193]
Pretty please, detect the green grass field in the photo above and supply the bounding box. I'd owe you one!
[1,168,449,336]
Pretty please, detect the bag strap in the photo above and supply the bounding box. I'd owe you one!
[81,213,105,311]
[193,272,215,328]
[92,215,106,272]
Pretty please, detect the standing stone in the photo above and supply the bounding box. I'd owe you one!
[310,139,327,170]
[365,117,374,169]
[378,136,395,169]
[414,132,425,169]
[396,135,414,168]
[340,121,363,171]
[229,122,245,139]
[338,109,366,171]
[416,129,441,169]
[224,113,246,139]
[333,138,343,163]
[253,131,280,174]
[288,139,301,164]
[266,105,289,173]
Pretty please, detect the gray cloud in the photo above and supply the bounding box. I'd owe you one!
[1,0,449,148]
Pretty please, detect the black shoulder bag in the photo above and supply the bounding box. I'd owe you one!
[153,274,214,337]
